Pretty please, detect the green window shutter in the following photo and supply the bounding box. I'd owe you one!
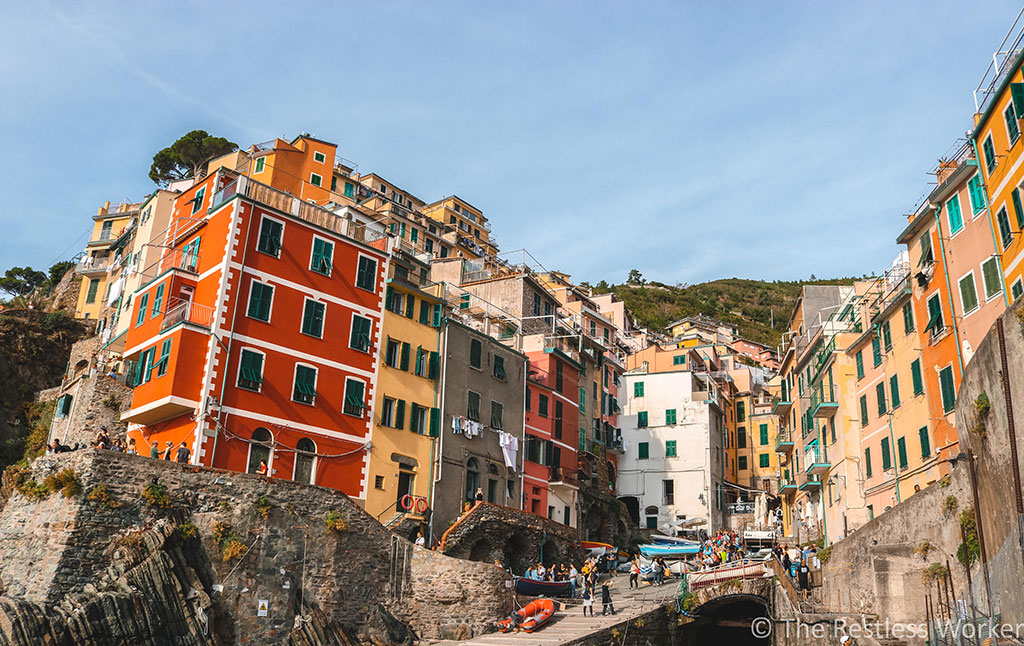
[405,294,415,319]
[666,409,676,425]
[1012,83,1024,126]
[882,321,892,350]
[860,394,869,425]
[85,278,99,304]
[856,351,864,379]
[919,426,931,458]
[579,387,586,414]
[738,456,747,470]
[881,437,892,470]
[673,355,685,365]
[968,174,986,213]
[410,403,420,432]
[925,296,943,334]
[737,401,745,422]
[136,294,149,326]
[494,355,506,380]
[1007,103,1021,142]
[151,284,165,318]
[890,374,900,409]
[467,391,480,421]
[759,424,768,445]
[984,136,997,173]
[155,339,172,377]
[1013,189,1024,229]
[490,401,503,429]
[959,274,979,313]
[400,222,406,238]
[939,366,956,413]
[413,347,424,376]
[400,342,410,370]
[638,442,649,459]
[311,238,333,275]
[257,218,282,255]
[293,365,317,404]
[919,232,933,265]
[432,303,443,327]
[238,350,264,390]
[947,195,963,233]
[248,282,272,321]
[419,301,431,325]
[634,381,644,397]
[350,316,371,351]
[665,440,677,457]
[394,399,405,429]
[429,407,440,436]
[998,208,1012,249]
[469,339,481,368]
[982,258,1004,299]
[301,300,325,337]
[876,382,887,417]
[871,336,882,366]
[759,453,770,468]
[429,351,439,379]
[356,256,377,291]
[865,448,872,478]
[911,359,924,395]
[897,437,908,470]
[902,302,915,335]
[738,428,746,448]
[638,411,648,427]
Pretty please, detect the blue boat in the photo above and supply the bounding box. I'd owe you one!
[650,535,701,547]
[638,543,701,559]
[514,577,573,598]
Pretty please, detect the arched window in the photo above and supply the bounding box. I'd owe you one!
[465,458,480,502]
[644,505,659,530]
[293,438,316,485]
[247,428,273,474]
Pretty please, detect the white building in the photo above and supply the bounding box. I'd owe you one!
[617,367,727,536]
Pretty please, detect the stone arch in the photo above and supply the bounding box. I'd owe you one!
[468,537,492,563]
[503,533,531,573]
[619,496,640,526]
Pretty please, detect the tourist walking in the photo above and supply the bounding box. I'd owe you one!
[601,579,616,616]
[582,582,594,616]
[798,559,811,600]
[629,558,639,589]
[162,441,174,460]
[175,441,191,463]
[149,442,159,458]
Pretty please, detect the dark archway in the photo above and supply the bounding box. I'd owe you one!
[503,533,531,574]
[680,594,770,646]
[619,496,640,526]
[469,538,491,563]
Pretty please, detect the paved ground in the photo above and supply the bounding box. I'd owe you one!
[427,574,682,646]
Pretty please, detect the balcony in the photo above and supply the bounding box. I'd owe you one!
[810,384,838,419]
[771,396,793,416]
[778,476,797,494]
[549,466,579,491]
[775,428,795,454]
[76,256,111,276]
[160,298,215,332]
[804,443,830,477]
[798,472,823,491]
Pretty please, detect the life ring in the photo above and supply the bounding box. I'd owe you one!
[401,494,414,511]
[415,497,429,513]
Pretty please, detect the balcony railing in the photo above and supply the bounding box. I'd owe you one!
[137,248,201,287]
[549,466,578,487]
[803,443,829,474]
[810,384,838,419]
[160,298,215,331]
[775,428,795,453]
[777,476,797,493]
[76,256,111,273]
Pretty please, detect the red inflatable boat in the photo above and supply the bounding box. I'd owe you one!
[497,598,556,633]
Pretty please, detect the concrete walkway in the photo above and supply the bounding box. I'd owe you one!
[427,574,682,646]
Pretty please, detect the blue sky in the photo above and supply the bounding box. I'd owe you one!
[1,1,1020,285]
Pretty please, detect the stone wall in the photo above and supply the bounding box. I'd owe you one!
[439,501,583,573]
[0,450,513,644]
[42,372,132,449]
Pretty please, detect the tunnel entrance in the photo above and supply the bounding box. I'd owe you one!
[678,594,770,646]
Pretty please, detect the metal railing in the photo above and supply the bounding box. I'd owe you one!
[76,256,111,273]
[549,465,578,487]
[137,248,202,286]
[810,384,836,410]
[160,298,215,331]
[803,443,829,470]
[973,6,1024,114]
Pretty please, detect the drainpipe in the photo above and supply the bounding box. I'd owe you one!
[969,139,1012,309]
[934,207,966,379]
[887,412,901,505]
[426,281,446,541]
[428,298,450,543]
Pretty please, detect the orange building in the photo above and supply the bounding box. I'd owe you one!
[120,167,391,499]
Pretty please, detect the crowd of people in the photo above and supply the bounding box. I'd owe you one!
[773,542,816,599]
[43,426,196,465]
[520,555,617,616]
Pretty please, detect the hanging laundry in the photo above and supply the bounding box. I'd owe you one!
[452,416,463,434]
[498,432,518,472]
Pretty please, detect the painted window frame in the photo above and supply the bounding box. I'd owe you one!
[291,363,318,406]
[349,313,373,352]
[310,235,334,276]
[256,214,285,258]
[343,377,367,417]
[300,297,326,339]
[254,156,266,173]
[237,347,265,392]
[958,269,980,316]
[246,280,275,322]
[313,151,327,164]
[309,172,323,188]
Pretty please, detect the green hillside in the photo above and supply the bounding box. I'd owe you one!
[588,276,859,348]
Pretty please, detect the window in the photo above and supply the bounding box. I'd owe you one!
[959,272,979,315]
[294,438,316,484]
[538,394,548,417]
[968,174,986,213]
[410,228,418,243]
[638,411,648,428]
[939,366,956,413]
[902,302,915,335]
[897,437,908,470]
[759,453,770,468]
[981,257,1003,300]
[134,347,156,385]
[349,315,372,352]
[876,382,887,417]
[313,151,326,163]
[238,349,263,391]
[673,355,685,365]
[737,401,746,422]
[1014,280,1024,300]
[665,409,676,425]
[871,336,882,366]
[983,135,996,174]
[469,339,482,369]
[925,294,944,336]
[301,299,325,338]
[410,403,428,434]
[890,374,900,409]
[997,207,1013,249]
[254,157,266,173]
[527,388,532,413]
[759,423,769,445]
[247,281,273,322]
[247,428,272,474]
[493,355,506,380]
[663,480,674,505]
[738,456,747,470]
[554,401,563,439]
[257,217,283,256]
[136,293,149,326]
[881,321,892,351]
[555,361,563,392]
[919,426,931,458]
[413,346,428,377]
[151,284,165,319]
[384,339,400,368]
[665,440,677,457]
[191,187,205,215]
[638,442,649,459]
[310,238,333,276]
[865,448,872,478]
[945,194,964,234]
[343,379,366,417]
[855,350,864,379]
[309,173,323,187]
[155,339,172,377]
[532,292,541,316]
[467,391,481,422]
[490,401,503,430]
[911,359,924,395]
[292,364,317,405]
[399,342,410,370]
[1014,188,1024,229]
[920,232,934,265]
[1006,102,1020,143]
[355,255,377,292]
[634,381,644,397]
[738,428,746,448]
[85,278,100,304]
[579,387,586,414]
[181,237,201,272]
[881,437,892,471]
[55,394,73,418]
[419,300,431,325]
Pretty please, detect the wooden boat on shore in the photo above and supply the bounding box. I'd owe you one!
[497,598,556,633]
[513,577,573,598]
[581,540,613,557]
[638,543,701,559]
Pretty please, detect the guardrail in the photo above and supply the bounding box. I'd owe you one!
[160,298,215,331]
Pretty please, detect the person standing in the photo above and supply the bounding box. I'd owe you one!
[798,559,811,600]
[149,442,160,459]
[257,460,268,476]
[162,441,174,460]
[582,581,594,616]
[629,558,639,589]
[175,441,191,463]
[601,578,616,616]
[415,532,426,547]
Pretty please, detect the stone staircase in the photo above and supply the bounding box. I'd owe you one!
[425,574,681,646]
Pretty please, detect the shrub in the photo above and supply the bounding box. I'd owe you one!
[177,522,198,540]
[973,392,991,438]
[255,496,271,520]
[958,509,981,566]
[943,495,959,515]
[325,510,348,533]
[43,468,80,498]
[117,531,145,549]
[913,540,934,558]
[818,545,833,564]
[922,563,949,585]
[141,481,171,509]
[86,484,122,510]
[222,537,247,562]
[212,521,233,546]
[939,474,952,488]
[101,395,121,411]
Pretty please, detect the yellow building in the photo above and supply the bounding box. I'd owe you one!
[730,369,779,492]
[75,201,140,322]
[364,249,444,527]
[421,196,497,259]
